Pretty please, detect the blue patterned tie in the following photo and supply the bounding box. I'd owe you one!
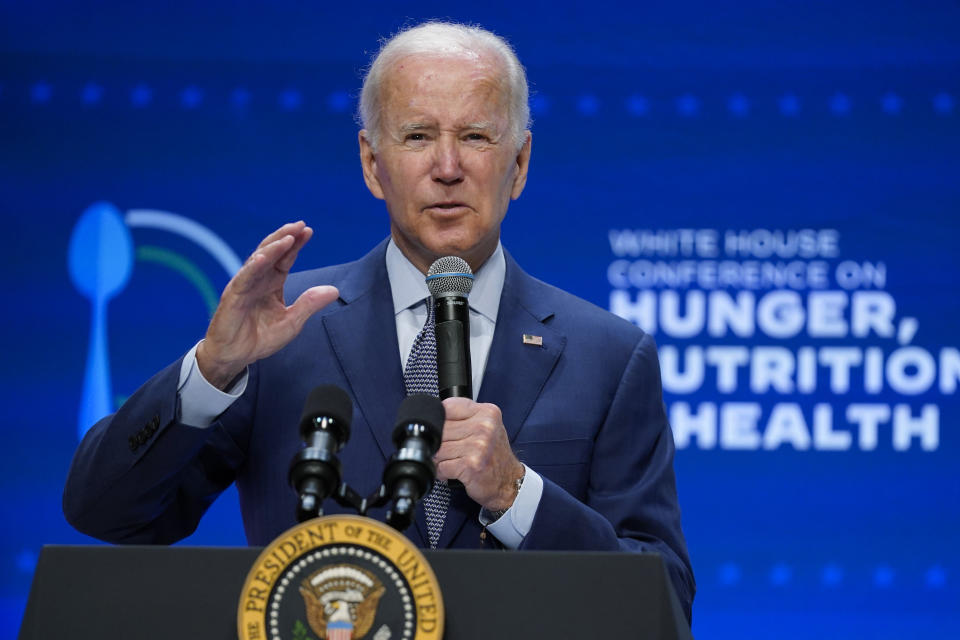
[403,297,450,548]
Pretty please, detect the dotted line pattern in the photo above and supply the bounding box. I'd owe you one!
[4,81,956,117]
[8,548,953,594]
[715,562,950,589]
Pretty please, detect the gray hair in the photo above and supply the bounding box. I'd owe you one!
[358,21,530,152]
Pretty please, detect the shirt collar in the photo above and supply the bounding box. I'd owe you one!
[385,238,504,324]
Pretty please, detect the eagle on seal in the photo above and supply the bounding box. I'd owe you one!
[300,564,386,639]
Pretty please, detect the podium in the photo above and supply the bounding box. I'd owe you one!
[19,545,691,639]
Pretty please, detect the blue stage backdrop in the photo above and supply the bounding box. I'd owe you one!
[2,3,958,638]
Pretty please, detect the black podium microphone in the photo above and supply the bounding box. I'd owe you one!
[426,256,474,400]
[288,384,353,522]
[383,393,445,531]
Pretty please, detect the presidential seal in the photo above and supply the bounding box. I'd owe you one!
[239,515,444,640]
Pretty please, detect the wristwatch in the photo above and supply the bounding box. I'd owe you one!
[486,473,525,523]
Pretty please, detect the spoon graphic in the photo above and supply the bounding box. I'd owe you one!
[68,201,134,440]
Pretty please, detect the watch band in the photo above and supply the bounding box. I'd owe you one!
[488,473,524,522]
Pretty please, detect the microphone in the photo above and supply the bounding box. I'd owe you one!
[288,385,353,522]
[383,394,445,531]
[426,256,474,400]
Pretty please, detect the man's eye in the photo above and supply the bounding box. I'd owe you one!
[465,133,488,141]
[405,133,427,142]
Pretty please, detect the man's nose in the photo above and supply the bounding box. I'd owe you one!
[431,135,464,185]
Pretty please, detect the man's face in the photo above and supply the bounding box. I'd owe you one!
[359,54,531,273]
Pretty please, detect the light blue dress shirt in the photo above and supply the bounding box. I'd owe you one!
[175,239,542,548]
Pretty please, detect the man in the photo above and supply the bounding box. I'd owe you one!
[64,22,695,619]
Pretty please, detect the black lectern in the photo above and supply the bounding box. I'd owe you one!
[20,546,691,639]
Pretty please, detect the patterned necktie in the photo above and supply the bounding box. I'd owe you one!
[403,297,450,549]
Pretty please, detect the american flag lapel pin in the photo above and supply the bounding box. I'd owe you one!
[522,334,543,346]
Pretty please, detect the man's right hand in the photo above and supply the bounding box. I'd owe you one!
[196,221,340,390]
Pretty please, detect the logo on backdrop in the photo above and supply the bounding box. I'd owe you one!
[238,515,444,640]
[607,228,958,452]
[67,201,242,440]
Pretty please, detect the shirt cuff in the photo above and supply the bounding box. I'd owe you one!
[177,341,248,428]
[480,464,544,549]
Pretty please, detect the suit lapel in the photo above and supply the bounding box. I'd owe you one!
[322,244,566,550]
[322,242,428,546]
[438,251,566,548]
[322,243,405,463]
[478,251,566,443]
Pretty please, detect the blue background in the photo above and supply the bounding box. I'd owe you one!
[2,2,958,637]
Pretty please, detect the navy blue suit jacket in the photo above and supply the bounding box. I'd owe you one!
[64,240,694,617]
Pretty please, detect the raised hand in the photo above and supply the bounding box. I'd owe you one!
[196,221,339,390]
[435,397,525,511]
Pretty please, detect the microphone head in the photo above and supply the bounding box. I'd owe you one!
[393,393,445,451]
[426,256,473,298]
[299,384,353,440]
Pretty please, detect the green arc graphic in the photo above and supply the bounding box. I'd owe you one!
[136,245,220,316]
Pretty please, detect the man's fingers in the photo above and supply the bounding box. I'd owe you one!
[287,285,340,331]
[441,397,481,420]
[275,225,313,273]
[440,401,503,443]
[438,420,477,443]
[241,224,313,290]
[435,459,464,484]
[232,235,298,294]
[255,221,307,252]
[435,439,477,465]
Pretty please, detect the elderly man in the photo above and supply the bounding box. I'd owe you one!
[64,22,695,618]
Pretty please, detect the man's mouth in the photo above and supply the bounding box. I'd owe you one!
[426,201,469,213]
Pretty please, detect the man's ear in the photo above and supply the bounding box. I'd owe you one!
[359,130,385,200]
[510,131,532,200]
